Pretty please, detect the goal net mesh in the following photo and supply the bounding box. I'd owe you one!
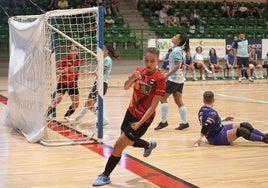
[7,7,104,146]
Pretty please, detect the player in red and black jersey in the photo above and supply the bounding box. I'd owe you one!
[92,47,166,186]
[47,45,83,119]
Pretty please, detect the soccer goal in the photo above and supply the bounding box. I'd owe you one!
[5,7,105,146]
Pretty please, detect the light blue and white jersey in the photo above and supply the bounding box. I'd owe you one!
[103,56,112,83]
[233,39,249,58]
[168,46,185,83]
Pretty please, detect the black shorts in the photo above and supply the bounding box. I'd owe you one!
[237,57,249,68]
[56,83,79,95]
[88,82,108,99]
[165,80,184,94]
[121,110,151,141]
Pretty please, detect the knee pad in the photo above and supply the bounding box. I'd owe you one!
[236,127,251,139]
[240,122,254,132]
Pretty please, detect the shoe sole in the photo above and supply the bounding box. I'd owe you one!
[154,124,168,130]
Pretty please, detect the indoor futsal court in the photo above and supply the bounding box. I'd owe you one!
[0,72,268,188]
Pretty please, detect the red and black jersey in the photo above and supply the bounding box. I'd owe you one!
[57,55,83,87]
[128,67,166,122]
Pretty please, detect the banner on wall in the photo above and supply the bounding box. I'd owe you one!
[262,39,268,59]
[148,38,226,59]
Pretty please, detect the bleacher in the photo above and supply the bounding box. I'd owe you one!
[0,1,138,54]
[137,0,268,39]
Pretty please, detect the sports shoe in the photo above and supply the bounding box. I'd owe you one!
[248,77,254,82]
[238,77,242,83]
[213,77,217,80]
[175,122,189,130]
[143,141,157,157]
[154,121,168,130]
[205,69,212,74]
[64,117,77,124]
[193,77,198,81]
[92,174,111,186]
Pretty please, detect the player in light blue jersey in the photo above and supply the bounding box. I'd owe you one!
[154,34,190,131]
[232,33,253,83]
[65,44,119,124]
[194,91,268,146]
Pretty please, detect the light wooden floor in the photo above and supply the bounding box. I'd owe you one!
[1,75,268,188]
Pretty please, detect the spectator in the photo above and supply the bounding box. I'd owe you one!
[208,48,225,80]
[248,2,261,17]
[230,0,239,17]
[57,0,69,9]
[159,7,172,27]
[47,0,56,10]
[170,12,180,26]
[221,0,231,17]
[183,50,198,81]
[152,0,163,15]
[190,9,205,27]
[249,48,265,79]
[159,48,172,72]
[192,46,212,80]
[225,49,237,79]
[238,2,248,17]
[110,0,120,16]
[162,0,175,16]
[180,12,189,26]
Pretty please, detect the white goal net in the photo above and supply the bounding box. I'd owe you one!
[5,7,105,146]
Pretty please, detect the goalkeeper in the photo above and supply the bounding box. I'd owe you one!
[194,91,268,147]
[65,44,119,124]
[47,45,83,119]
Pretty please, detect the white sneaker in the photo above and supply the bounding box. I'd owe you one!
[249,77,254,82]
[206,69,212,74]
[202,77,206,80]
[64,117,77,124]
[238,77,242,83]
[260,76,264,79]
[231,77,236,80]
[193,77,198,81]
[255,76,260,79]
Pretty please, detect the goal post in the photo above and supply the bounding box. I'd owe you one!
[5,6,105,146]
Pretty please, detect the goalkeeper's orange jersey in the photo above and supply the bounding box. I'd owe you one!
[57,55,83,87]
[128,67,166,122]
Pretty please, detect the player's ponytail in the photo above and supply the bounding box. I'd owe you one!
[105,43,119,59]
[179,34,190,52]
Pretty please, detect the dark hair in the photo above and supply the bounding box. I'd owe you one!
[105,43,119,59]
[209,48,217,56]
[196,46,202,52]
[203,91,214,104]
[144,47,160,58]
[178,34,190,52]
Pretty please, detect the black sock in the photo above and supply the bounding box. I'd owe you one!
[103,155,121,177]
[47,106,56,117]
[133,138,149,149]
[64,105,75,117]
